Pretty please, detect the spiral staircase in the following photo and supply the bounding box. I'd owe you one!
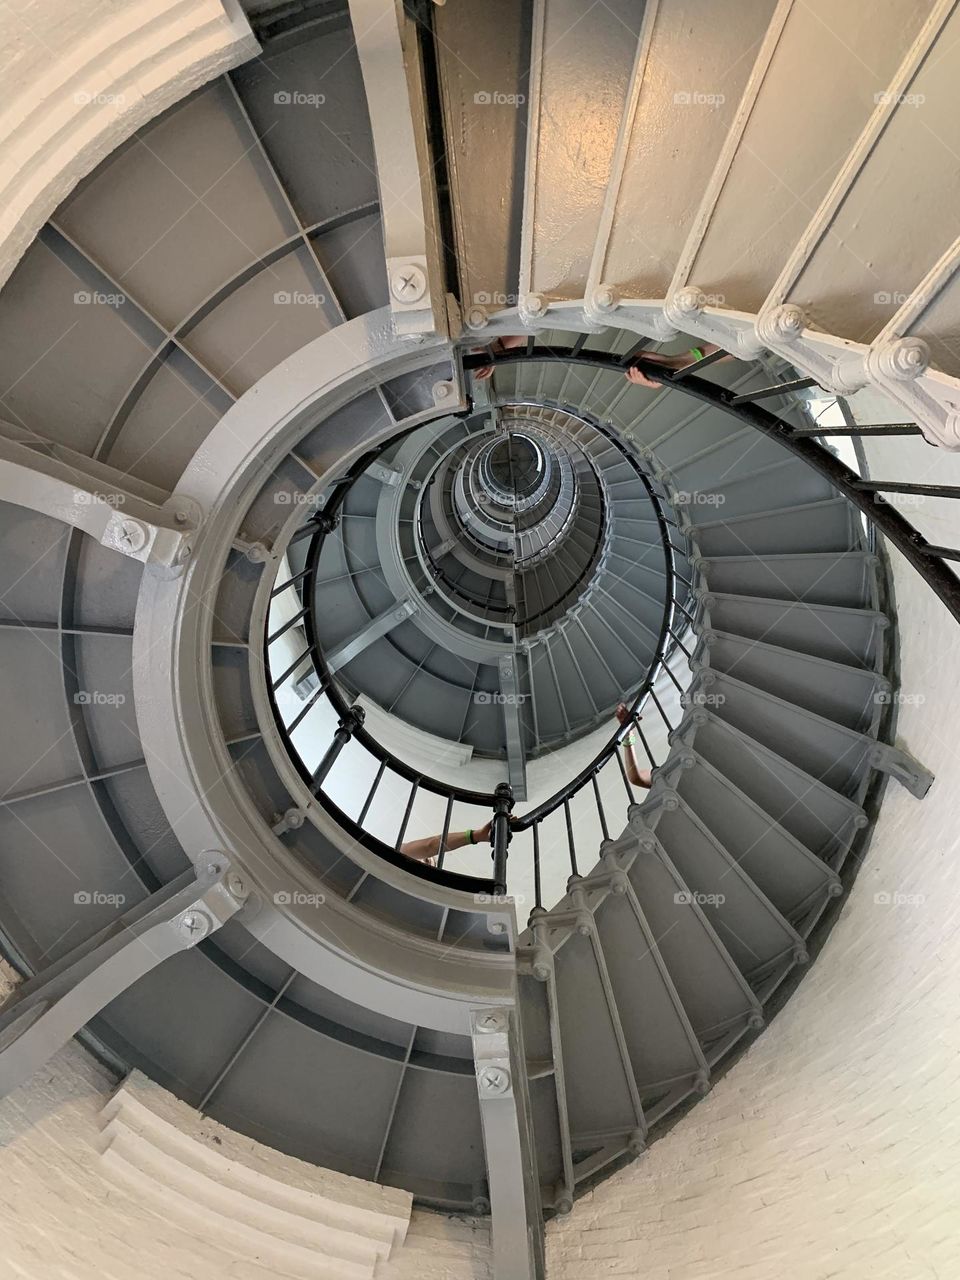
[0,2,956,1277]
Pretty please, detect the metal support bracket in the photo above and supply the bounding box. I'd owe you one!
[0,859,250,1098]
[869,742,935,799]
[471,1007,545,1280]
[0,419,196,567]
[349,0,447,336]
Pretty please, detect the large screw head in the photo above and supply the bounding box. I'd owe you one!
[117,519,147,553]
[478,1065,511,1096]
[178,910,211,941]
[391,265,427,303]
[475,1010,508,1034]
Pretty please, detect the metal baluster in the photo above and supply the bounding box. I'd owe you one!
[667,627,693,658]
[437,793,454,870]
[287,679,329,734]
[663,661,686,695]
[591,773,610,842]
[615,746,636,804]
[533,823,542,911]
[633,718,657,769]
[396,777,419,850]
[357,759,386,825]
[563,799,579,878]
[649,687,674,734]
[271,646,312,691]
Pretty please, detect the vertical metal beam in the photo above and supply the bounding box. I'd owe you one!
[499,652,528,800]
[0,862,250,1098]
[471,1007,545,1280]
[348,0,447,335]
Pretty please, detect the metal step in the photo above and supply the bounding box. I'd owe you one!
[698,629,885,731]
[692,498,858,558]
[640,798,806,983]
[701,592,887,668]
[675,711,868,866]
[697,552,880,608]
[651,753,841,927]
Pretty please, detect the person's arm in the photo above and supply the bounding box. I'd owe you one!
[626,342,728,389]
[401,820,492,863]
[473,334,526,380]
[615,702,652,789]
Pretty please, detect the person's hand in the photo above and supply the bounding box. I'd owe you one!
[474,820,493,843]
[625,351,687,388]
[615,702,642,726]
[473,360,495,381]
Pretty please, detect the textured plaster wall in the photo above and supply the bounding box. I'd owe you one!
[0,0,258,291]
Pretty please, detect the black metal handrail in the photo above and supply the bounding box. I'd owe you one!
[262,392,686,896]
[264,338,960,907]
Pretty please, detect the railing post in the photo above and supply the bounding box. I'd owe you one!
[491,781,515,897]
[311,704,364,791]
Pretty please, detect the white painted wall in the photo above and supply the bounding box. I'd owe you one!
[0,0,257,292]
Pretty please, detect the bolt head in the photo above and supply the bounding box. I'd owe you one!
[593,285,618,312]
[522,293,546,318]
[674,286,704,316]
[771,304,805,340]
[391,264,427,303]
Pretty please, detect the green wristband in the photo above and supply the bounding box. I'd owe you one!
[466,828,476,845]
[689,347,704,361]
[624,732,637,746]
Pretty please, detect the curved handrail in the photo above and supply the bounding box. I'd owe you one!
[262,390,684,881]
[264,337,960,905]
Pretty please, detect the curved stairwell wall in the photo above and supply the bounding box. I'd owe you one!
[0,3,958,1278]
[0,0,257,290]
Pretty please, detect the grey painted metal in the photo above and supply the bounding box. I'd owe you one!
[326,598,418,673]
[0,861,249,1097]
[471,1007,545,1279]
[499,653,528,801]
[132,310,518,1034]
[0,419,196,566]
[348,0,446,334]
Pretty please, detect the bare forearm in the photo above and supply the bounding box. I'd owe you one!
[400,829,476,862]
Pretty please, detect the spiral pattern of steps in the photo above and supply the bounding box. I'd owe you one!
[0,3,940,1267]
